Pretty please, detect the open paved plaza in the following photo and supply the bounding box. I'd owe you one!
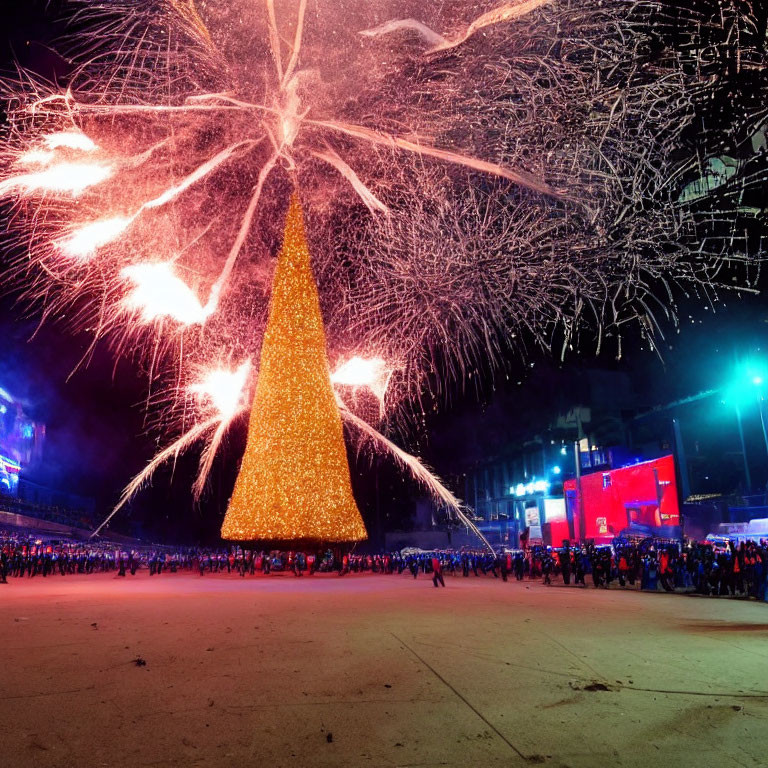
[1,573,767,768]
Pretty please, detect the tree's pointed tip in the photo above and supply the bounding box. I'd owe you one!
[282,190,306,252]
[288,189,303,219]
[276,191,312,278]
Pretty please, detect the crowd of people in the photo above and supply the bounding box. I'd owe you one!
[2,529,767,601]
[521,539,768,600]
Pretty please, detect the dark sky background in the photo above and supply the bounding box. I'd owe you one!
[1,1,766,543]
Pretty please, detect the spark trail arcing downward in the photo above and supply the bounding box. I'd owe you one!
[337,397,495,555]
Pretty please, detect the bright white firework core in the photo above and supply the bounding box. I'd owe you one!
[17,149,56,167]
[331,356,393,409]
[57,216,134,259]
[189,360,251,420]
[121,262,211,325]
[0,162,113,197]
[331,356,388,386]
[42,131,98,152]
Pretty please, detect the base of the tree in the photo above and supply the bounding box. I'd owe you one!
[218,537,366,551]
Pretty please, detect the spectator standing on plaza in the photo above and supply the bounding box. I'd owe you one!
[659,549,674,592]
[514,552,525,581]
[542,551,554,585]
[591,549,603,588]
[731,542,744,595]
[431,555,445,588]
[558,545,571,585]
[643,554,658,591]
[499,553,509,582]
[574,549,587,586]
[617,550,630,587]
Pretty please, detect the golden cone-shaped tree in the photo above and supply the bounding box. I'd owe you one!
[221,193,367,543]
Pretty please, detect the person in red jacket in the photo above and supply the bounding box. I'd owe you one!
[431,556,445,588]
[659,550,674,592]
[618,552,630,588]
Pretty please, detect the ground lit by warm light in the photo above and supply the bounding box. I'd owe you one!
[1,573,766,768]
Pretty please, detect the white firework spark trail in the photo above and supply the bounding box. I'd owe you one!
[336,397,496,555]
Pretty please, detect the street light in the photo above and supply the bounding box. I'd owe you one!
[749,376,768,459]
[733,362,768,453]
[733,403,752,492]
[722,358,768,492]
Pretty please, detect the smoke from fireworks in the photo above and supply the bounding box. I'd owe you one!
[0,0,756,532]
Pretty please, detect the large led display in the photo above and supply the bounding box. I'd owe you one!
[562,455,680,543]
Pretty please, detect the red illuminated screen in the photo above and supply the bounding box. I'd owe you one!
[560,454,679,543]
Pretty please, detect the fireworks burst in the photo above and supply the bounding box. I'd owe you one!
[0,1,755,535]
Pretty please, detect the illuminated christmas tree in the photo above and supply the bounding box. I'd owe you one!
[221,193,367,544]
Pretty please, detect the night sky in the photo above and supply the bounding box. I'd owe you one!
[1,1,766,544]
